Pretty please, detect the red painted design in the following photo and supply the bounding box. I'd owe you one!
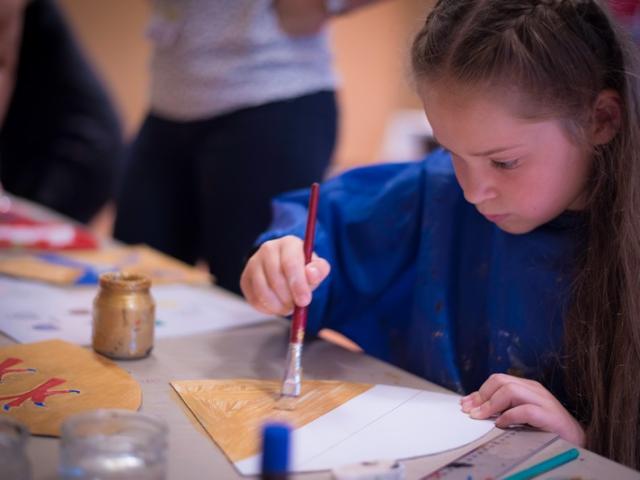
[0,378,80,411]
[0,358,36,382]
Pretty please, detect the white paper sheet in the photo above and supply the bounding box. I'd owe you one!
[235,384,494,475]
[0,276,270,345]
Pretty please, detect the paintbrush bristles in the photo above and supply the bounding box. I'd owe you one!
[275,342,302,411]
[280,343,302,396]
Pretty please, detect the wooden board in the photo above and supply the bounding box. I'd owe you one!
[0,256,79,284]
[70,245,212,285]
[171,379,372,462]
[0,244,212,286]
[0,340,141,436]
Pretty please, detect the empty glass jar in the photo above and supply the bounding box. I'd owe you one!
[59,409,168,480]
[0,416,31,480]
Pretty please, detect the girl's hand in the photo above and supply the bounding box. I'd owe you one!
[240,235,331,316]
[461,373,586,446]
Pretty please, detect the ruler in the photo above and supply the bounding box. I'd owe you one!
[421,429,558,479]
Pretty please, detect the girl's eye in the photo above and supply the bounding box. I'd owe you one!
[491,158,520,170]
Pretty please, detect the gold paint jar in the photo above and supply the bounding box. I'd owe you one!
[92,272,155,360]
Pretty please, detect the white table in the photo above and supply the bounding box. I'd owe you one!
[1,195,638,479]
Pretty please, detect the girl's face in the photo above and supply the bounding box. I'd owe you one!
[419,82,593,234]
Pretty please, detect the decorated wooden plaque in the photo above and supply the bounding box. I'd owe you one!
[0,339,141,436]
[171,379,372,462]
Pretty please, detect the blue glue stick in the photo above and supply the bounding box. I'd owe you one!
[261,422,291,480]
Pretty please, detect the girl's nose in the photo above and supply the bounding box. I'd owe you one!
[462,171,497,206]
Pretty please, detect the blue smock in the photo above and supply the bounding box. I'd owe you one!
[257,150,584,398]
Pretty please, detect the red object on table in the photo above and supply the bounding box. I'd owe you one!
[0,211,98,250]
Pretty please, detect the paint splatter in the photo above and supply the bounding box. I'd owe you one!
[0,378,80,411]
[0,358,36,382]
[32,323,59,331]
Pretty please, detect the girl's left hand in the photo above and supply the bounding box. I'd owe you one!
[460,373,586,446]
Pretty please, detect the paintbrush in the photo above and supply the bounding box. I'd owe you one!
[275,183,320,411]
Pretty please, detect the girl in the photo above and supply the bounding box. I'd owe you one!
[241,0,640,469]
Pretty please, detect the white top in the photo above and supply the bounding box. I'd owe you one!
[147,0,338,121]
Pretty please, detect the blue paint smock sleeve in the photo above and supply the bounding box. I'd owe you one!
[257,150,583,397]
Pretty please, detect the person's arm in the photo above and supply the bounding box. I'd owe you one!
[274,0,386,36]
[0,0,26,127]
[241,153,436,342]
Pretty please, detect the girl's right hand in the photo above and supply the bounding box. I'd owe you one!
[240,235,331,316]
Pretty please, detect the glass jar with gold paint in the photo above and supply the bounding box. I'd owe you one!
[92,272,155,359]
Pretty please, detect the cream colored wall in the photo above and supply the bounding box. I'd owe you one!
[57,0,152,137]
[331,0,432,169]
[57,0,432,171]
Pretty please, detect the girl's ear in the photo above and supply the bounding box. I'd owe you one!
[589,89,622,146]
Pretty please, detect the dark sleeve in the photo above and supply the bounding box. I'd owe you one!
[0,0,123,223]
[256,152,445,341]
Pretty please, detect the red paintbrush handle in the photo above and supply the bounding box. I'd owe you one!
[290,307,307,343]
[289,183,319,344]
[303,183,320,263]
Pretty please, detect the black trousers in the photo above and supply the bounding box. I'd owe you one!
[114,91,337,294]
[0,0,122,223]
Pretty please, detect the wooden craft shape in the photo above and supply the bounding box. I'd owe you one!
[0,339,141,436]
[171,379,372,462]
[71,245,212,285]
[0,244,211,286]
[0,256,78,284]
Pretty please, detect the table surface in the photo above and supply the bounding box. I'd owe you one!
[1,196,639,480]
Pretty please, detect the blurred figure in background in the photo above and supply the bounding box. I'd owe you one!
[114,0,383,294]
[0,0,123,224]
[0,0,24,131]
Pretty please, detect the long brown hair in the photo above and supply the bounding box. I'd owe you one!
[411,0,640,469]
